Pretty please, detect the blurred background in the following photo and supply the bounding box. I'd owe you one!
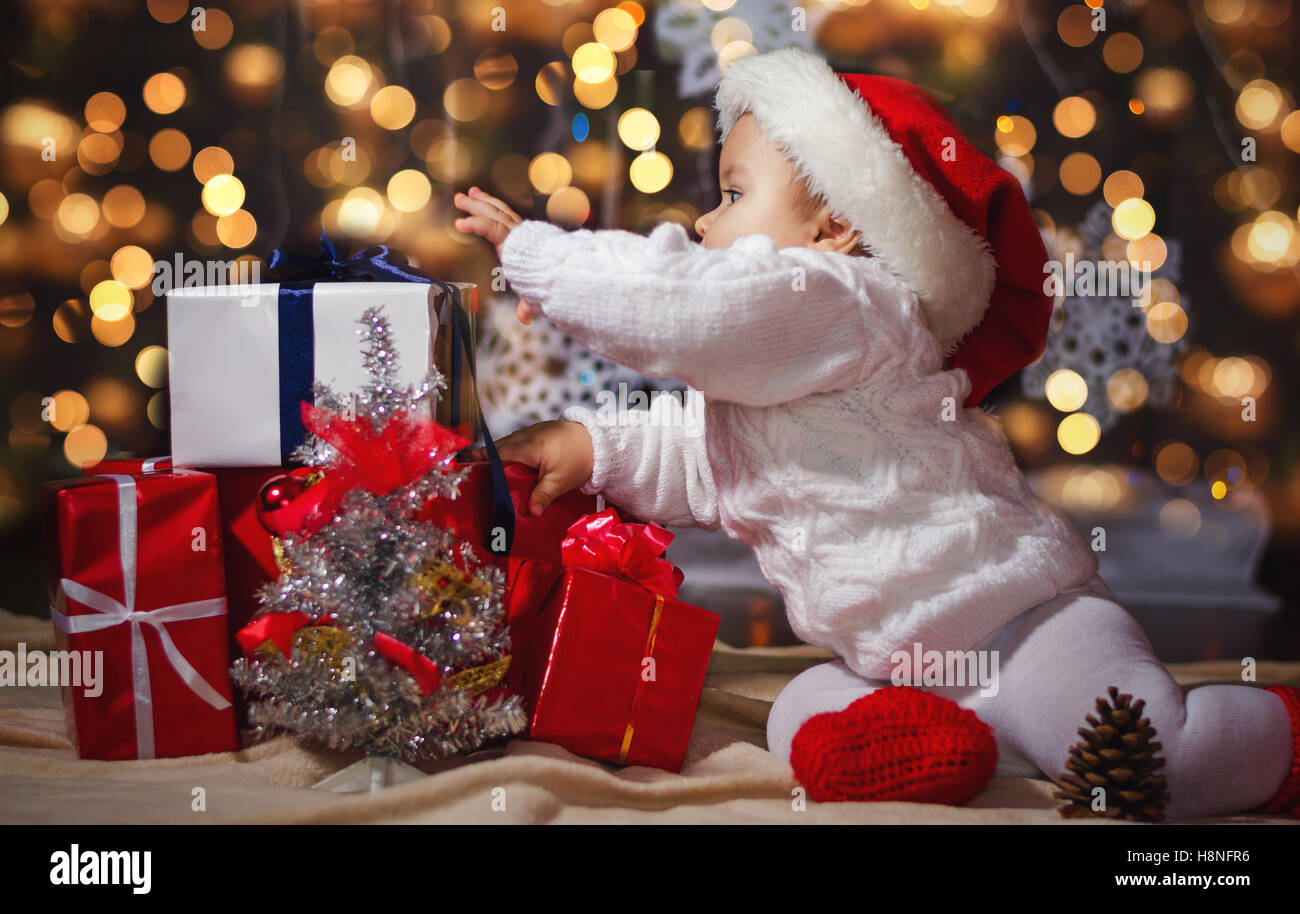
[2,0,1299,661]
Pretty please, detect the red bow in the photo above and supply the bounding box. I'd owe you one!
[559,507,684,598]
[236,611,314,657]
[300,401,469,497]
[374,631,443,695]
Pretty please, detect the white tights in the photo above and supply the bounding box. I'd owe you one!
[766,577,1295,818]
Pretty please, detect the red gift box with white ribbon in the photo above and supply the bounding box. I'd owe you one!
[43,470,239,760]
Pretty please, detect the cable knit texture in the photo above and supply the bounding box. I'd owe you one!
[498,218,1100,681]
[789,686,998,804]
[1254,684,1300,817]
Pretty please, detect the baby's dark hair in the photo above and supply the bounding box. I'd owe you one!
[790,174,871,257]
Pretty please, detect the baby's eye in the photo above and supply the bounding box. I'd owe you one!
[724,188,741,204]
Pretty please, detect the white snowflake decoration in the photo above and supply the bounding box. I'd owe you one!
[655,0,830,99]
[1022,200,1183,432]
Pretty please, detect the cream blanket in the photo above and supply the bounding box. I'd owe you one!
[2,608,1295,824]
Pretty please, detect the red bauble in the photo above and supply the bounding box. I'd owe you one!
[259,474,306,519]
[256,467,339,537]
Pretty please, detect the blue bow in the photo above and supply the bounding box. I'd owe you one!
[266,229,433,284]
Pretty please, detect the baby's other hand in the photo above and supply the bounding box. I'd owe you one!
[453,186,521,256]
[453,186,537,325]
[464,419,595,517]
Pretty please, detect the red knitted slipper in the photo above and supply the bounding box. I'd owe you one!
[1252,684,1300,817]
[789,685,998,805]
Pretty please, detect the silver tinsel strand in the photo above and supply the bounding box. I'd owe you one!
[231,307,528,762]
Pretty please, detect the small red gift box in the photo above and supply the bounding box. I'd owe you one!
[43,470,239,760]
[83,458,284,660]
[504,508,719,772]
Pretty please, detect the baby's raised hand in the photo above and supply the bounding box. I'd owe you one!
[464,419,595,517]
[453,186,537,325]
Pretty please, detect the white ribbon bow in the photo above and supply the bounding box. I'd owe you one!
[49,473,230,760]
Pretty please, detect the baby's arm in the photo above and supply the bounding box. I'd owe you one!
[562,386,719,530]
[498,219,886,408]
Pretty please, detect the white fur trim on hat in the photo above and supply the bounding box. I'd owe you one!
[714,47,996,349]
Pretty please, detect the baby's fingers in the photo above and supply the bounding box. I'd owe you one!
[453,213,509,247]
[468,186,522,226]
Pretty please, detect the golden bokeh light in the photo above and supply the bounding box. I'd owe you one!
[1103,170,1144,206]
[215,209,258,248]
[0,290,35,328]
[91,311,136,346]
[1058,152,1101,195]
[529,152,573,194]
[1126,233,1167,270]
[1056,412,1101,455]
[1112,197,1155,239]
[535,62,568,106]
[371,85,416,130]
[1155,441,1198,486]
[1053,96,1096,138]
[387,169,433,212]
[618,108,660,151]
[475,49,518,89]
[1145,301,1187,343]
[718,41,756,72]
[325,56,374,107]
[1106,368,1149,411]
[574,74,618,109]
[102,185,147,228]
[193,146,235,184]
[149,128,192,171]
[53,300,91,343]
[594,7,638,51]
[89,279,132,321]
[1102,32,1143,73]
[994,115,1037,156]
[1236,79,1284,130]
[1057,4,1099,47]
[1045,368,1088,412]
[629,150,672,193]
[1135,68,1194,117]
[1159,498,1201,539]
[110,246,154,290]
[202,173,245,216]
[444,77,490,121]
[85,92,126,132]
[143,72,186,114]
[56,193,100,236]
[572,42,616,84]
[420,16,451,55]
[337,187,386,236]
[192,7,234,50]
[47,390,90,432]
[679,107,714,151]
[546,185,592,226]
[64,424,108,468]
[135,345,169,388]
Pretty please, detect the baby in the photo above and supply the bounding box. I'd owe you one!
[455,47,1300,818]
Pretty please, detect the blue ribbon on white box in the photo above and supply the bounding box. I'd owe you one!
[262,229,513,554]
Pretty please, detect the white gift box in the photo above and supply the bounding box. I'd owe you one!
[167,281,478,467]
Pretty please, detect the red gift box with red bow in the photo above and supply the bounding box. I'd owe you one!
[502,507,719,772]
[43,470,239,760]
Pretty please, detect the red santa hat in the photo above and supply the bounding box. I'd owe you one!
[714,47,1053,407]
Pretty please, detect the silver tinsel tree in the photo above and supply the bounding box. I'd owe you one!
[229,307,528,763]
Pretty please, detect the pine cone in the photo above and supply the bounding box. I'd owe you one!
[1052,686,1170,822]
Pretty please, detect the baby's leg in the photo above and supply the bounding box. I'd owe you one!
[931,579,1295,819]
[766,653,1040,778]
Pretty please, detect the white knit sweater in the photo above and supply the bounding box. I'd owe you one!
[498,218,1099,681]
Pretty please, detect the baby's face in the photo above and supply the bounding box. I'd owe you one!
[694,111,821,251]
